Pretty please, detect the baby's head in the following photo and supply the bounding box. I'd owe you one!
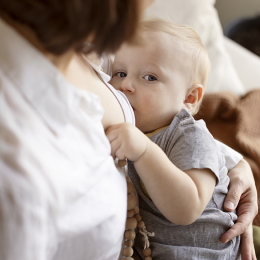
[110,18,210,133]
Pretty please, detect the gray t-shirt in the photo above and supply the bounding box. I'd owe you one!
[129,109,240,260]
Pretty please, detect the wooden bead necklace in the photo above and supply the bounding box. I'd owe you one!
[118,159,154,260]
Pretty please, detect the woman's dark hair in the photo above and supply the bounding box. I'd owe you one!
[0,0,140,55]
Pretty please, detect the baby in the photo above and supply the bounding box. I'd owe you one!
[107,18,240,259]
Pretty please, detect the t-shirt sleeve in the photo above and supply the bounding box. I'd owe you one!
[164,118,224,182]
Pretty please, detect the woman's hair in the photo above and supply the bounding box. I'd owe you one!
[140,18,211,91]
[0,0,140,55]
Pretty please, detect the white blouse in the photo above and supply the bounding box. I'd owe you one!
[0,18,131,260]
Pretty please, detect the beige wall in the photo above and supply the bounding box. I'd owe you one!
[215,0,260,28]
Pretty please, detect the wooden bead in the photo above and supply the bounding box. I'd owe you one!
[134,206,139,214]
[144,257,152,260]
[126,176,131,182]
[127,209,135,217]
[134,214,142,221]
[127,180,135,193]
[126,217,137,229]
[118,159,127,167]
[125,239,134,247]
[123,247,133,257]
[124,230,136,240]
[143,248,152,256]
[122,257,134,260]
[127,192,137,210]
[138,220,145,229]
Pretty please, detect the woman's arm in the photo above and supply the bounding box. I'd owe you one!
[214,141,258,259]
[106,122,216,225]
[223,159,258,237]
[222,159,258,260]
[240,224,256,260]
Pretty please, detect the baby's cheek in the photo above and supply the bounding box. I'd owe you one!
[142,96,157,110]
[110,80,119,90]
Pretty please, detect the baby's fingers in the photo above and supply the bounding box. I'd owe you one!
[106,125,120,143]
[110,139,126,160]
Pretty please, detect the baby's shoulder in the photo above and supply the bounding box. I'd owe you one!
[169,109,210,138]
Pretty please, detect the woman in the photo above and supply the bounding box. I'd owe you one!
[0,1,142,259]
[0,0,257,259]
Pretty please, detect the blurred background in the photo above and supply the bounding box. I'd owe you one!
[215,0,260,57]
[215,0,260,28]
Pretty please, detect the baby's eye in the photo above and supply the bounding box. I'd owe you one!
[144,75,157,81]
[115,72,127,78]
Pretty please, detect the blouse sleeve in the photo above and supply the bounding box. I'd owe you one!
[215,140,243,170]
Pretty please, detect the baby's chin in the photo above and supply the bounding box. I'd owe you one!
[134,121,144,132]
[135,121,153,134]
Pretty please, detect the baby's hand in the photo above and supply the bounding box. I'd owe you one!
[106,123,149,162]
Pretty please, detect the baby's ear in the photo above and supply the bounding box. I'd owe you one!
[184,84,204,112]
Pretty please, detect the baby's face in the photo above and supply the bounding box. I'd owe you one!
[110,31,190,133]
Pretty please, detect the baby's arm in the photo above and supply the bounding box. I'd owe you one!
[106,123,216,225]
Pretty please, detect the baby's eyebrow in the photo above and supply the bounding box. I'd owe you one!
[112,60,125,68]
[145,63,164,74]
[111,65,123,73]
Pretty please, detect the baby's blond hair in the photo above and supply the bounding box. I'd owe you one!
[139,18,211,113]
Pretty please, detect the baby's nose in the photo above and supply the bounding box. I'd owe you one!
[120,78,135,93]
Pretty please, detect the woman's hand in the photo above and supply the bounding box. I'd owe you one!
[240,224,256,260]
[221,159,258,259]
